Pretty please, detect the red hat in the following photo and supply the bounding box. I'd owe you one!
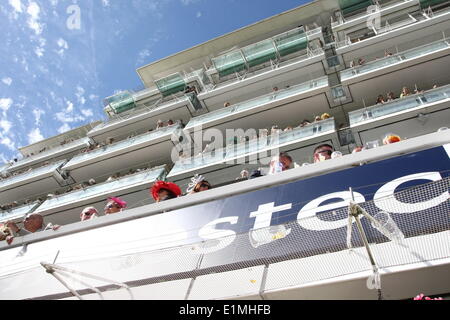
[151,181,182,200]
[107,197,127,208]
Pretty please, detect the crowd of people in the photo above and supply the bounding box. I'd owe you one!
[0,131,408,246]
[373,84,438,105]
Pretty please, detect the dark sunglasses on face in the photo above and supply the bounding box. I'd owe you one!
[315,149,332,156]
[199,183,211,189]
[105,203,118,210]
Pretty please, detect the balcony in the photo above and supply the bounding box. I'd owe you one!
[6,137,91,174]
[349,84,450,125]
[34,166,166,225]
[348,84,450,146]
[0,161,67,204]
[185,77,329,133]
[0,131,449,300]
[0,202,40,223]
[168,118,337,186]
[89,96,194,143]
[62,125,181,182]
[332,0,421,31]
[336,7,450,51]
[341,38,450,82]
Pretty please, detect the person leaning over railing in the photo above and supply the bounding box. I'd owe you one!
[250,152,293,178]
[104,197,127,215]
[186,174,212,195]
[150,181,182,202]
[4,213,60,245]
[313,144,334,163]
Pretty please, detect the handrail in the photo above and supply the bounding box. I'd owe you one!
[0,129,449,252]
[349,84,450,125]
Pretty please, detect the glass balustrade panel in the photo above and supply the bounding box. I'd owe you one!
[0,161,64,189]
[37,168,165,212]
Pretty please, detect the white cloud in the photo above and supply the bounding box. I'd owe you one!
[28,128,44,144]
[81,109,93,117]
[102,0,110,7]
[0,120,12,133]
[75,86,86,105]
[34,46,45,57]
[137,49,151,65]
[8,0,22,13]
[57,123,71,134]
[2,78,12,86]
[0,98,13,112]
[57,38,68,49]
[0,137,15,151]
[33,108,45,126]
[66,101,74,112]
[27,2,43,35]
[55,112,85,123]
[196,11,202,18]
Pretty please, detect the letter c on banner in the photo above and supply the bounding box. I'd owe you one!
[373,172,448,213]
[195,216,239,254]
[297,191,365,231]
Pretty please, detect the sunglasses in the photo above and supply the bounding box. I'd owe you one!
[315,149,332,156]
[104,203,118,210]
[83,211,96,216]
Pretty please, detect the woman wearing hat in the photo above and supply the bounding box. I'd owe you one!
[104,197,127,215]
[80,206,99,221]
[186,174,212,195]
[151,181,182,202]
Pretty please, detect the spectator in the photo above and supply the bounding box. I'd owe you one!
[352,146,364,153]
[382,133,402,145]
[151,181,182,202]
[313,144,334,163]
[0,223,13,242]
[269,152,292,174]
[105,137,114,145]
[400,87,411,98]
[254,152,293,177]
[384,50,393,57]
[224,102,231,108]
[237,169,249,180]
[88,178,96,186]
[414,85,424,94]
[80,206,99,221]
[271,125,281,135]
[386,92,396,102]
[272,86,279,92]
[358,58,365,65]
[321,113,331,120]
[376,95,385,104]
[186,174,212,194]
[314,116,322,122]
[156,120,164,129]
[284,126,293,132]
[5,213,60,245]
[104,197,127,215]
[167,119,174,126]
[299,119,311,127]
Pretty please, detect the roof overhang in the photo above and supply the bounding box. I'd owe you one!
[136,0,338,86]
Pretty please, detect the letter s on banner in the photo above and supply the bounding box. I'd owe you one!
[373,172,448,214]
[297,191,365,231]
[195,216,239,254]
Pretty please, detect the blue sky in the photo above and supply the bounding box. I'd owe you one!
[0,0,308,163]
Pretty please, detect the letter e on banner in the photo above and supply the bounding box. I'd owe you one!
[373,172,448,213]
[297,191,365,231]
